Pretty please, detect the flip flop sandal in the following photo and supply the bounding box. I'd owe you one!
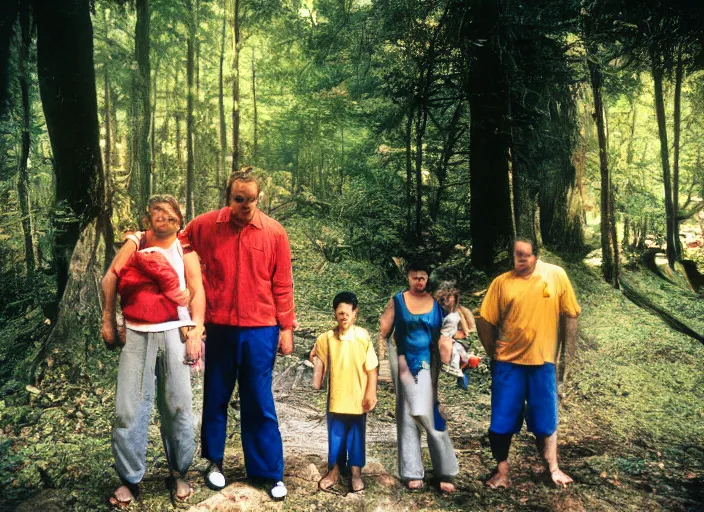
[405,480,424,491]
[109,482,139,508]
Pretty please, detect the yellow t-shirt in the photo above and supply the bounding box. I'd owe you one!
[479,260,581,365]
[314,325,379,415]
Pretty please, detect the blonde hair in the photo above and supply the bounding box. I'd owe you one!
[142,194,184,229]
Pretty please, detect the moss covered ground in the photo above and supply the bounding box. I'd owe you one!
[1,217,703,511]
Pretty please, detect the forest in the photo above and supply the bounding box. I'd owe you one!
[0,0,703,510]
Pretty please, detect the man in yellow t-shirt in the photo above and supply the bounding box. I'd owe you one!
[477,238,580,490]
[312,291,379,494]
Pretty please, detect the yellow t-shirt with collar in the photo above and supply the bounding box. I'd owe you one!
[479,260,581,365]
[314,325,379,415]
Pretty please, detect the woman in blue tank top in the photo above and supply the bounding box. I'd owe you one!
[379,260,459,492]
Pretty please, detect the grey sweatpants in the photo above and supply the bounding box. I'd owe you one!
[112,328,195,484]
[388,341,459,481]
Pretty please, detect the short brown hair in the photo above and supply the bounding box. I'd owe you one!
[225,166,260,202]
[142,194,184,229]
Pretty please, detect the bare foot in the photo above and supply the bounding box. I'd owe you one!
[550,468,573,488]
[350,467,365,492]
[173,477,193,501]
[439,481,456,493]
[109,485,135,508]
[407,479,424,490]
[318,466,339,491]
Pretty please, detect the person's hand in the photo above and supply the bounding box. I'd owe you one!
[377,334,387,360]
[362,392,377,412]
[102,314,126,349]
[184,325,205,364]
[278,328,294,355]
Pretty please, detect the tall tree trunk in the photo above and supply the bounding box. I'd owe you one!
[339,125,344,195]
[414,105,428,240]
[134,0,151,214]
[467,0,512,269]
[588,57,617,287]
[150,56,159,192]
[430,104,462,223]
[34,0,106,299]
[218,0,227,196]
[108,81,119,169]
[609,174,620,288]
[186,0,196,220]
[252,46,258,164]
[405,107,413,237]
[174,67,182,171]
[230,0,240,172]
[18,2,36,274]
[672,49,683,260]
[103,65,113,194]
[652,52,678,267]
[0,2,18,115]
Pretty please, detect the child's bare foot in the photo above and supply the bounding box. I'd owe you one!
[350,467,365,492]
[550,468,573,488]
[318,465,339,491]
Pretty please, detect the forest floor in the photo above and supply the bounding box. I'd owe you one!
[1,217,704,511]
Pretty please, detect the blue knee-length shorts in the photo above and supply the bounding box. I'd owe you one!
[490,361,558,436]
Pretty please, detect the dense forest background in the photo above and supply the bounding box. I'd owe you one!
[2,0,704,304]
[0,0,703,510]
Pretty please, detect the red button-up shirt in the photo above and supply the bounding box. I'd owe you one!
[182,207,296,329]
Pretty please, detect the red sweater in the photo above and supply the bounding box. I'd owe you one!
[182,208,295,329]
[118,250,182,324]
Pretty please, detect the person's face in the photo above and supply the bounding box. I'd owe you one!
[149,202,181,236]
[407,270,429,293]
[229,180,259,227]
[513,241,537,276]
[334,302,357,331]
[439,294,456,312]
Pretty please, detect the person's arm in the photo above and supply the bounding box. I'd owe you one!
[312,356,325,389]
[183,251,205,362]
[557,268,581,384]
[560,315,578,384]
[377,297,394,360]
[458,304,476,335]
[477,279,501,359]
[476,317,498,359]
[311,335,328,389]
[362,368,378,412]
[272,229,295,355]
[101,240,138,346]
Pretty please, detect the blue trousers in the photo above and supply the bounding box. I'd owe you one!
[327,413,366,469]
[201,324,284,481]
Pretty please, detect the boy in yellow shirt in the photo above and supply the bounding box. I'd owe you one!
[312,291,379,493]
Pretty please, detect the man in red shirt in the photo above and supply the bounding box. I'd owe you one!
[182,168,295,501]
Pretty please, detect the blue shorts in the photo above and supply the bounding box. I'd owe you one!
[489,361,558,436]
[327,413,366,469]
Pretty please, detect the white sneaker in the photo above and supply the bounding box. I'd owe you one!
[205,463,226,490]
[269,480,287,501]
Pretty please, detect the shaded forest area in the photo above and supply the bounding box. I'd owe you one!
[0,0,704,510]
